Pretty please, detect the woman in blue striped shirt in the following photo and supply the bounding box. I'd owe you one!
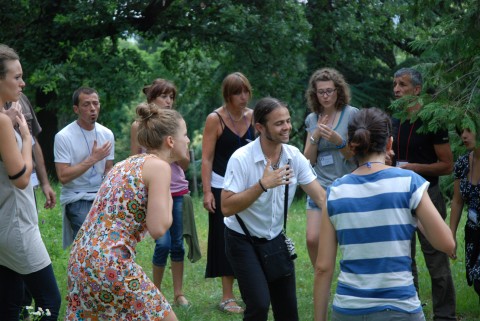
[313,107,455,321]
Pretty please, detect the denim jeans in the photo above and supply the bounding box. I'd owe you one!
[331,309,425,321]
[0,264,61,321]
[65,199,93,240]
[152,195,185,266]
[225,228,298,321]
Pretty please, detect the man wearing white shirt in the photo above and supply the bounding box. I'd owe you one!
[54,87,114,248]
[221,97,325,321]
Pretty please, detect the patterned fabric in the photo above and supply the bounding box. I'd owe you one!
[65,154,172,320]
[454,154,480,286]
[327,167,428,315]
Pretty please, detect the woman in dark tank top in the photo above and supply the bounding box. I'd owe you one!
[201,72,254,313]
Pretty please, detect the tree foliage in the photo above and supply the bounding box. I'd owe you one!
[1,0,479,185]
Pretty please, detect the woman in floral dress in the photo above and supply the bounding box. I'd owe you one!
[450,126,480,300]
[66,104,190,320]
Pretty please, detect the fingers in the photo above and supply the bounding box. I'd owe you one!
[319,114,329,125]
[43,189,57,209]
[263,165,293,188]
[91,140,112,160]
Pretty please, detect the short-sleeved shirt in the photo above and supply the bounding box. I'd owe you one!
[223,138,317,239]
[305,105,358,189]
[54,121,115,193]
[392,117,449,185]
[327,167,428,315]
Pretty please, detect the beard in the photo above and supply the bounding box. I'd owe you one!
[264,127,289,144]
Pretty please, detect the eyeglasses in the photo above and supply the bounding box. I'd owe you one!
[316,88,336,96]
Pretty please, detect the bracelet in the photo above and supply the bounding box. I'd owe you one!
[8,165,27,180]
[309,135,318,145]
[336,138,347,149]
[258,179,267,192]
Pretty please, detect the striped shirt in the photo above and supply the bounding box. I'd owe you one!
[327,167,429,315]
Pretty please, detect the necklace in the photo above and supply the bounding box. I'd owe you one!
[224,106,250,147]
[265,148,283,170]
[358,161,385,169]
[224,105,245,122]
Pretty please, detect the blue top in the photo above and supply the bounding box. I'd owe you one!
[327,167,428,315]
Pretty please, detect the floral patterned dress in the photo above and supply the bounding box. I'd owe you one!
[65,154,172,320]
[454,153,480,288]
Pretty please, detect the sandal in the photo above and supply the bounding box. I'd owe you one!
[174,294,190,307]
[219,298,244,314]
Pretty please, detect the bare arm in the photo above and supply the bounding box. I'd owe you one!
[314,203,337,321]
[201,113,220,213]
[449,179,464,258]
[301,179,326,208]
[55,140,112,185]
[303,134,319,165]
[33,138,56,208]
[402,143,453,176]
[0,113,33,189]
[143,158,173,239]
[416,190,456,257]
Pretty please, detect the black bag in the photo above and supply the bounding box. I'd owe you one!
[235,176,296,282]
[253,232,294,282]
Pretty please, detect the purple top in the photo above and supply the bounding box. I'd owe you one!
[171,162,189,196]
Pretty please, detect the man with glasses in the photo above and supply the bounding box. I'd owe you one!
[54,87,114,248]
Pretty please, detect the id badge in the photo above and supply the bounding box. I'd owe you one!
[320,154,334,166]
[468,208,479,224]
[397,160,408,167]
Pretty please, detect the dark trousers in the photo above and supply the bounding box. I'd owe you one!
[0,264,61,321]
[225,228,298,321]
[411,184,456,321]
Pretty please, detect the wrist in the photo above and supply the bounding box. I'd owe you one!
[258,179,267,192]
[309,135,319,145]
[335,138,347,149]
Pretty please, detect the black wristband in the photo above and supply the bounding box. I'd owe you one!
[8,164,27,180]
[258,179,267,192]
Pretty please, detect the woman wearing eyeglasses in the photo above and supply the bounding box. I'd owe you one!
[303,68,358,266]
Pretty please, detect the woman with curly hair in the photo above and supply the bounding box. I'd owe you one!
[303,68,358,266]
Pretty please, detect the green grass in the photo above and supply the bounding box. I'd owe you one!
[35,188,480,320]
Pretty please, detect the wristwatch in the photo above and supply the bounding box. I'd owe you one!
[309,136,318,145]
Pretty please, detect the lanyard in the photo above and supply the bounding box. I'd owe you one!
[397,121,416,161]
[78,122,98,176]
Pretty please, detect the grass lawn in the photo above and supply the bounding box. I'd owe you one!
[36,188,479,320]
